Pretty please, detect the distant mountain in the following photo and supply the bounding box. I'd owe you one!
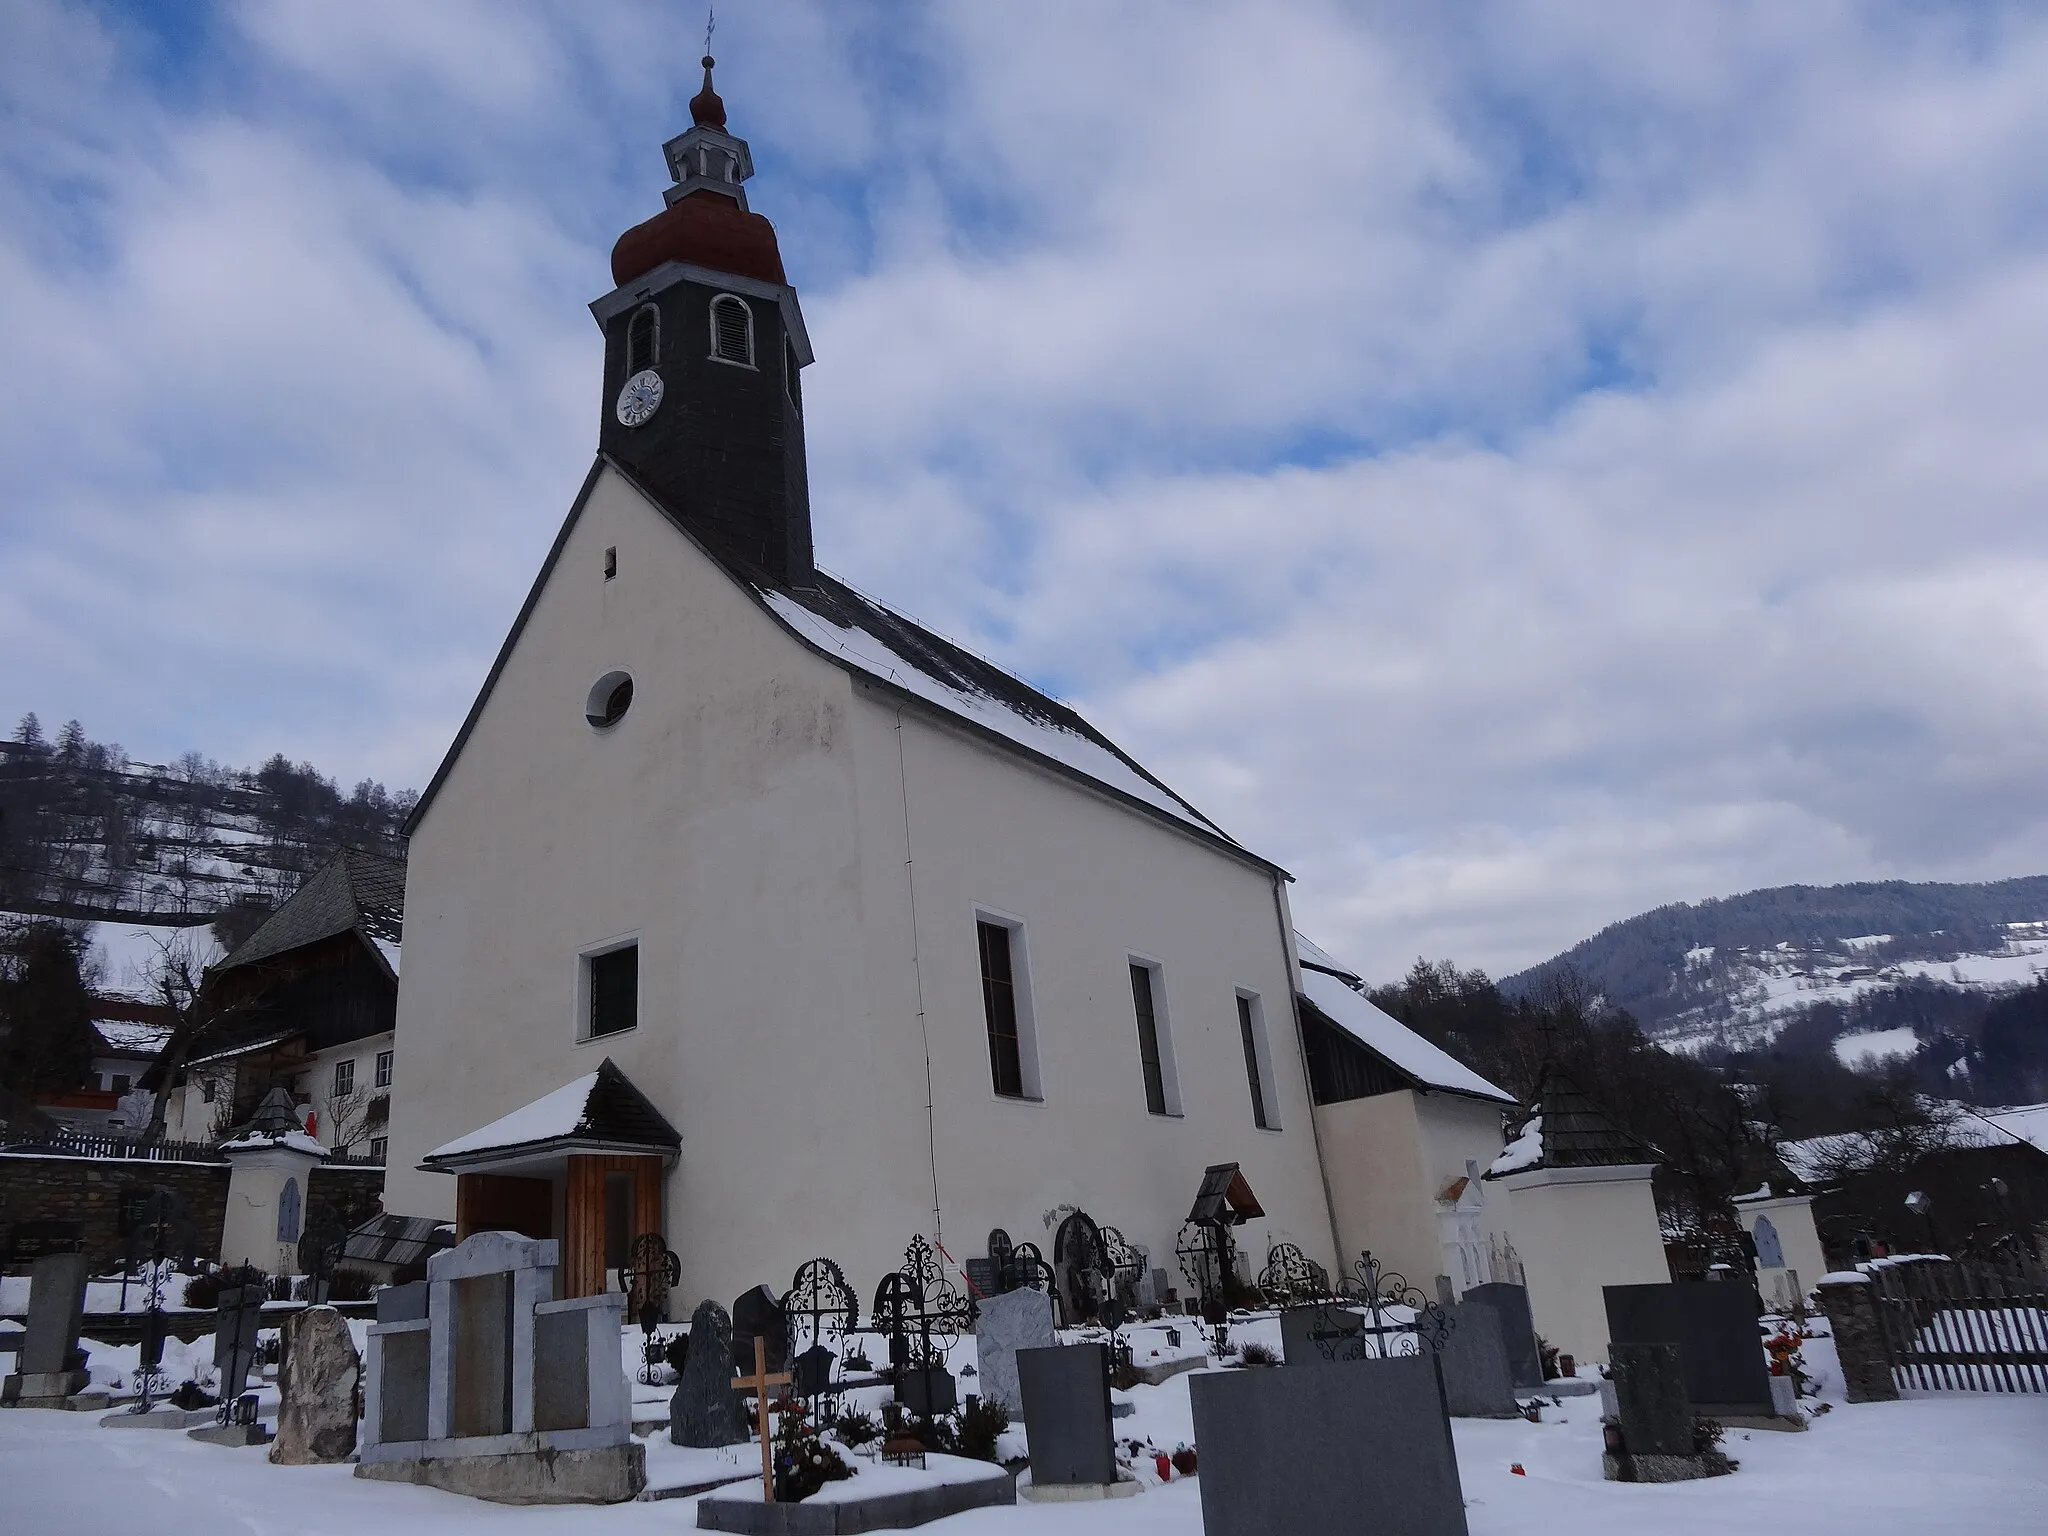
[1504,877,2048,1056]
[0,719,411,931]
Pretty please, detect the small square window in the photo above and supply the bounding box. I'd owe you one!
[375,1049,394,1089]
[589,944,639,1039]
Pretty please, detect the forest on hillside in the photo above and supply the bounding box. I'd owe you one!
[0,713,412,925]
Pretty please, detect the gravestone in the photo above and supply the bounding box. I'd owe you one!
[1,1251,93,1407]
[1017,1343,1116,1488]
[965,1257,1002,1301]
[1604,1281,1775,1420]
[671,1299,745,1447]
[214,1286,265,1400]
[356,1230,641,1503]
[269,1306,361,1464]
[730,1284,788,1375]
[1603,1341,1731,1482]
[1191,1352,1468,1536]
[975,1287,1054,1413]
[1436,1302,1520,1418]
[790,1343,836,1398]
[1280,1302,1365,1366]
[370,1283,430,1446]
[1461,1283,1542,1390]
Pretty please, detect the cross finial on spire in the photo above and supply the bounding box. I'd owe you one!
[690,10,726,130]
[704,6,715,57]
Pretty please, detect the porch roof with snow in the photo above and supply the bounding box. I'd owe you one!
[1294,932,1517,1105]
[421,1058,680,1173]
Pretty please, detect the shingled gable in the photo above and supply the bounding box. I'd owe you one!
[421,1058,680,1171]
[403,454,1282,875]
[1484,1069,1659,1179]
[216,847,405,980]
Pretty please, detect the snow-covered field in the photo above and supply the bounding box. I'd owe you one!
[6,1328,2047,1533]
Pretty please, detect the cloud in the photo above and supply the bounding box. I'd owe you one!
[4,0,2048,977]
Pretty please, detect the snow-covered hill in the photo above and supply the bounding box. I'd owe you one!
[1654,921,2048,1056]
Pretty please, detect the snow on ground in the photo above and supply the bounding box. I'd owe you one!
[1831,1026,1921,1068]
[5,1361,2047,1533]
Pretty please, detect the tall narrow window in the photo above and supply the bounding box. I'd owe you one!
[589,945,639,1039]
[627,304,659,373]
[979,920,1025,1098]
[333,1059,354,1097]
[1238,993,1272,1130]
[277,1177,302,1243]
[375,1049,394,1089]
[369,1135,389,1164]
[1130,964,1167,1115]
[785,337,802,412]
[709,294,754,366]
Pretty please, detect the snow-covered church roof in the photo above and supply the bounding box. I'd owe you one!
[406,456,1270,872]
[1294,932,1516,1105]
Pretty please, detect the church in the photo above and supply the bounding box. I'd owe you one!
[378,59,1508,1312]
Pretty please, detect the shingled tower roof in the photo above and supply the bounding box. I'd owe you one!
[1485,1069,1658,1178]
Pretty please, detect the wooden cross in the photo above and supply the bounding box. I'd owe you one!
[733,1335,792,1503]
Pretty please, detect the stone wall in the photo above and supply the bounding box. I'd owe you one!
[1814,1274,1898,1403]
[0,1153,383,1277]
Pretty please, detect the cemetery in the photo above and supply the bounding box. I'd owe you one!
[7,1197,2048,1534]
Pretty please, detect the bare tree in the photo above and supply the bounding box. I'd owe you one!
[132,929,248,1145]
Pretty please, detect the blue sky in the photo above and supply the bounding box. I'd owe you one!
[6,1,2048,977]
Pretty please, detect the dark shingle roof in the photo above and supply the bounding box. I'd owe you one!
[217,848,404,974]
[1497,1070,1659,1174]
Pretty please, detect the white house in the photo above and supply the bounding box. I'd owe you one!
[378,61,1342,1306]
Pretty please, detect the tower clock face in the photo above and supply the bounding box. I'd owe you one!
[616,369,665,427]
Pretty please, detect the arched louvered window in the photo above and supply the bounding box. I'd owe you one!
[709,294,754,367]
[276,1176,301,1244]
[626,305,659,374]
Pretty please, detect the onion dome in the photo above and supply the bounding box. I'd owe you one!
[611,193,786,287]
[689,54,726,128]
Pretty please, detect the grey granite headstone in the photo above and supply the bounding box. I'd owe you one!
[1437,1303,1520,1417]
[671,1300,745,1447]
[377,1326,430,1445]
[1017,1344,1115,1486]
[20,1252,89,1376]
[1462,1283,1542,1389]
[375,1280,428,1323]
[1604,1281,1773,1417]
[1280,1303,1366,1366]
[1191,1352,1469,1536]
[730,1284,788,1374]
[449,1271,513,1438]
[533,1305,590,1434]
[975,1287,1054,1413]
[1610,1341,1694,1457]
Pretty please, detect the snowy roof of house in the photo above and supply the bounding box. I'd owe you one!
[1984,1102,2048,1158]
[1777,1106,2029,1184]
[423,1058,680,1168]
[1294,935,1517,1105]
[1484,1071,1657,1177]
[91,1005,174,1057]
[216,847,404,978]
[405,457,1274,873]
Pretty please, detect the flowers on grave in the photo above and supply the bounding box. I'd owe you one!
[1171,1445,1198,1476]
[831,1407,880,1448]
[773,1403,854,1502]
[1764,1322,1809,1393]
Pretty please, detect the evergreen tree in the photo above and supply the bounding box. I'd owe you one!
[0,924,97,1096]
[55,718,86,763]
[13,712,42,748]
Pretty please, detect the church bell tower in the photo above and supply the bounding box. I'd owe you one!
[592,56,814,585]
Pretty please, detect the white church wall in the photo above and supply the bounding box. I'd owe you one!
[1492,1163,1669,1366]
[1314,1090,1437,1289]
[844,685,1340,1283]
[381,469,891,1307]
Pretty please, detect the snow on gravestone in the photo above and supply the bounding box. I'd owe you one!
[270,1307,361,1464]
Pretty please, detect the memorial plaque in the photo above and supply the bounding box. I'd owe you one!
[1604,1282,1773,1417]
[1017,1344,1115,1486]
[1461,1283,1542,1390]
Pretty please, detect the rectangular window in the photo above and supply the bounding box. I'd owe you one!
[333,1059,355,1097]
[375,1050,394,1089]
[603,545,617,580]
[1130,964,1169,1115]
[979,921,1025,1097]
[201,1078,216,1104]
[590,945,639,1039]
[110,1074,131,1096]
[1238,993,1274,1130]
[369,1136,389,1164]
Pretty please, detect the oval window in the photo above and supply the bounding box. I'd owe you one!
[585,671,634,729]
